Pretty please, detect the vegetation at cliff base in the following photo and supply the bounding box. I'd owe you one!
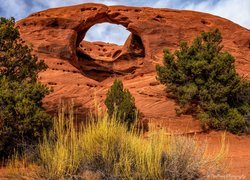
[0,17,52,157]
[34,106,226,179]
[156,29,250,134]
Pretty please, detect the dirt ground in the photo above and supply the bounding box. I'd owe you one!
[198,131,250,179]
[148,118,250,179]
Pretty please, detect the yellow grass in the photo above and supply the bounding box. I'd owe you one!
[38,105,81,179]
[0,151,40,179]
[37,105,227,179]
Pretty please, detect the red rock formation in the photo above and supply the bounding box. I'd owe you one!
[16,3,250,130]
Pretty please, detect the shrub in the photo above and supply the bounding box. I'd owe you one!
[0,17,52,157]
[105,79,137,128]
[156,29,250,134]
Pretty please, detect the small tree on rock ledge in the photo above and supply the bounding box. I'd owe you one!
[156,29,250,134]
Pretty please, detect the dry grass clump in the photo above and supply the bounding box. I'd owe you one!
[0,152,40,179]
[36,106,226,179]
[38,106,81,179]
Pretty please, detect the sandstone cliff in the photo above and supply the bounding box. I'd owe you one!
[16,3,250,133]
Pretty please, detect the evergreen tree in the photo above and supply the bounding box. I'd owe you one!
[156,29,250,134]
[105,79,137,128]
[0,17,52,157]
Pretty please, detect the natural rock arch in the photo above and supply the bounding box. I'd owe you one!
[16,3,250,118]
[76,22,145,81]
[17,3,250,80]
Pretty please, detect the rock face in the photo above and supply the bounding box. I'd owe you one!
[16,3,250,131]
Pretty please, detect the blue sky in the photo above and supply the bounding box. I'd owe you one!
[0,0,249,45]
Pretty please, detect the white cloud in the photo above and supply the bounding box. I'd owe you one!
[183,0,250,28]
[0,0,249,45]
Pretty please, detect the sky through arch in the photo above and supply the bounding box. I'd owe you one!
[84,23,130,45]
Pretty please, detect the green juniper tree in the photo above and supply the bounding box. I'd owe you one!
[105,79,138,129]
[156,29,250,134]
[0,17,52,157]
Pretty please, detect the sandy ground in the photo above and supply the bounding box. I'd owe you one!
[198,131,250,179]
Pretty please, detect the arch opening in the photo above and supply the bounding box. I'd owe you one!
[84,23,130,45]
[76,22,145,82]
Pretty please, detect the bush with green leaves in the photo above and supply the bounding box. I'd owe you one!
[0,17,52,157]
[156,29,250,134]
[105,79,137,128]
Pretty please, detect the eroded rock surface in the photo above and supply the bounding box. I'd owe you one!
[16,3,250,129]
